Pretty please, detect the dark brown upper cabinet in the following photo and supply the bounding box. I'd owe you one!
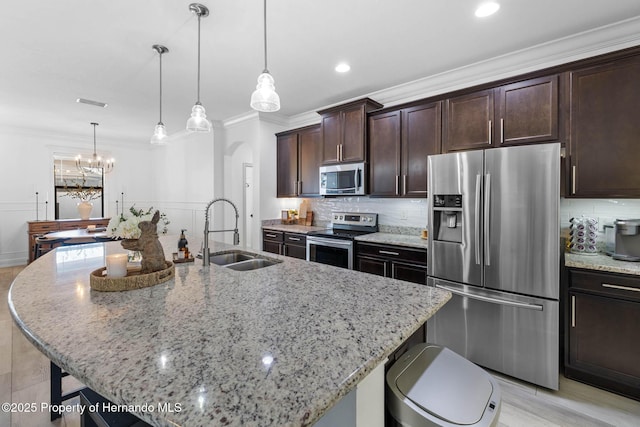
[276,124,322,198]
[443,89,494,152]
[318,98,383,165]
[369,102,442,197]
[443,75,559,152]
[569,55,640,198]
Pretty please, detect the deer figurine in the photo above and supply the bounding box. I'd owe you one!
[121,210,166,274]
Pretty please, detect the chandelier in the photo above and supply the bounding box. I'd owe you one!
[76,122,114,174]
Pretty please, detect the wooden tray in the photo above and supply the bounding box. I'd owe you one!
[89,261,175,292]
[172,253,195,263]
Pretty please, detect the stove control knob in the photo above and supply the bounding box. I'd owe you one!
[339,215,344,220]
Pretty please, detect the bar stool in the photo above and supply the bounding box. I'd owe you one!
[33,235,68,260]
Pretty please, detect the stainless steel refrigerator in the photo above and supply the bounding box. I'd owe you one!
[426,143,560,390]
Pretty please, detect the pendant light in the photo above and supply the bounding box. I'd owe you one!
[186,3,212,133]
[250,0,280,112]
[150,44,169,145]
[76,122,114,174]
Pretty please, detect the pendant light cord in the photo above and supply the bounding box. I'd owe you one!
[263,0,268,73]
[159,50,163,123]
[92,122,98,157]
[197,13,202,104]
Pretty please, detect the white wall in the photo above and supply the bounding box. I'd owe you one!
[222,114,288,250]
[0,126,151,266]
[0,125,218,266]
[149,129,218,254]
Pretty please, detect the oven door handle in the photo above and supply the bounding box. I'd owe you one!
[306,236,353,249]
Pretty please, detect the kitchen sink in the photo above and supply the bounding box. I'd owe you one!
[208,250,282,271]
[210,251,256,266]
[224,258,280,271]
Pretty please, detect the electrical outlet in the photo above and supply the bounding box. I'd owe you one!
[400,210,408,220]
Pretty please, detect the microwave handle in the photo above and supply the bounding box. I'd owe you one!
[356,168,361,189]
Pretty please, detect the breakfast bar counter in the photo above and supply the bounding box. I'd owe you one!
[8,237,450,426]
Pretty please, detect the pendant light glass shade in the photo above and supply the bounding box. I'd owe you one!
[250,0,280,112]
[186,4,212,133]
[250,72,280,112]
[150,44,169,145]
[186,102,212,132]
[150,123,168,144]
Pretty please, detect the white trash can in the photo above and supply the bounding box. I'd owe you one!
[386,344,501,427]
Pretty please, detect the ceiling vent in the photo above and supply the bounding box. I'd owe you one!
[76,98,108,108]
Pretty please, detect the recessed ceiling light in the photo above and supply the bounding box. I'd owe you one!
[335,63,351,73]
[475,2,500,18]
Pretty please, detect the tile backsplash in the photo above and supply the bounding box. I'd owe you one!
[282,197,640,231]
[281,197,428,228]
[560,198,640,231]
[276,197,640,245]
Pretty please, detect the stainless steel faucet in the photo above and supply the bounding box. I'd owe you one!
[203,198,240,266]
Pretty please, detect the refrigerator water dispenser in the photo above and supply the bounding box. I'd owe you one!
[433,195,462,243]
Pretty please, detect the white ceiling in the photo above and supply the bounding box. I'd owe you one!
[2,0,640,144]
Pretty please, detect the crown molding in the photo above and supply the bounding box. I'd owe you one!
[221,16,640,130]
[223,110,290,129]
[370,15,640,108]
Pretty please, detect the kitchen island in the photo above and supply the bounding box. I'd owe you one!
[8,238,450,426]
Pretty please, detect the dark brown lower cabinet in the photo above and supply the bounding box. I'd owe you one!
[262,229,283,255]
[283,233,306,260]
[355,242,427,285]
[262,229,307,260]
[566,269,640,400]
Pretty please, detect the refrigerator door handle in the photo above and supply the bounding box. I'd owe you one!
[435,284,544,311]
[484,173,491,266]
[475,174,481,265]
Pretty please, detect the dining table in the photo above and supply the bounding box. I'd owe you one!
[41,227,112,242]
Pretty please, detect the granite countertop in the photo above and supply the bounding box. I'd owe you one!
[9,236,450,427]
[354,232,428,250]
[565,251,640,276]
[262,223,329,234]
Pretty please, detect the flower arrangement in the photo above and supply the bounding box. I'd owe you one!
[107,205,170,239]
[62,175,102,201]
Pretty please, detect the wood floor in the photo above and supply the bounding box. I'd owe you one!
[2,265,639,426]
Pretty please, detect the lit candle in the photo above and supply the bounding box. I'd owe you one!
[106,254,128,278]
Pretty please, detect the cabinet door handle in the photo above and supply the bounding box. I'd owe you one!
[403,175,407,195]
[340,144,344,161]
[571,295,576,328]
[336,145,340,161]
[395,176,399,195]
[288,237,301,242]
[602,283,640,293]
[265,233,278,238]
[488,120,492,145]
[500,118,504,143]
[379,250,400,256]
[297,181,302,195]
[572,165,576,194]
[383,261,388,277]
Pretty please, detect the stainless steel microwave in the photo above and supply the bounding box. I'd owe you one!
[319,162,366,196]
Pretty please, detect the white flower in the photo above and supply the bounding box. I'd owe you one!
[107,206,169,239]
